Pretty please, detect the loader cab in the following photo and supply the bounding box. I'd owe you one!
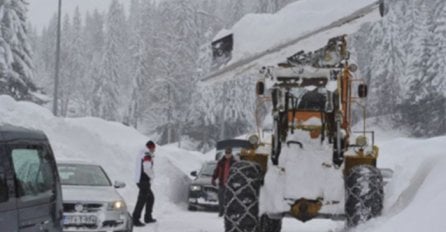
[0,125,63,232]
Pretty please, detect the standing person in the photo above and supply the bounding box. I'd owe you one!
[132,140,157,226]
[212,146,236,217]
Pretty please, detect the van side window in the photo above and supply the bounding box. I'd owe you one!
[0,153,7,203]
[11,147,55,201]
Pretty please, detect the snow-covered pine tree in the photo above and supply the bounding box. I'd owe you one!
[0,0,40,102]
[82,10,105,116]
[126,0,152,128]
[352,0,445,137]
[399,0,446,136]
[257,0,293,13]
[432,0,446,91]
[67,7,88,116]
[58,14,73,116]
[228,0,245,27]
[367,3,403,117]
[32,14,57,95]
[56,8,86,116]
[93,0,126,121]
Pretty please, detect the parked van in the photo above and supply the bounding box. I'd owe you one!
[0,125,63,231]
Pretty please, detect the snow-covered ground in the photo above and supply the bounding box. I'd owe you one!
[5,0,445,231]
[2,94,446,232]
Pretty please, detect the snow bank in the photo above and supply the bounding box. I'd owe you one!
[0,95,205,215]
[2,93,445,231]
[350,135,446,232]
[223,0,377,65]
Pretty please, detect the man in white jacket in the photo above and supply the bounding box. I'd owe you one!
[132,140,156,226]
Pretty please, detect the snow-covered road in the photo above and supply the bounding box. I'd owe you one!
[2,96,446,232]
[133,209,344,232]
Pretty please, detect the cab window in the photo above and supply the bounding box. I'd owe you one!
[11,146,56,201]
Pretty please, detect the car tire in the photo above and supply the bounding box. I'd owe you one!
[345,165,384,227]
[127,212,134,232]
[188,205,198,211]
[259,214,282,232]
[224,161,262,232]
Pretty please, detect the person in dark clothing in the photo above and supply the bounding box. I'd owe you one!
[132,140,157,227]
[212,146,236,217]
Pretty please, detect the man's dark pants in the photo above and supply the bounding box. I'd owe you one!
[218,185,226,216]
[132,182,155,221]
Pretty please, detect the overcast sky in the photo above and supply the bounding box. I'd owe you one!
[28,0,129,32]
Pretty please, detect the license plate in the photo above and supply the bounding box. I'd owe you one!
[64,215,97,225]
[206,192,218,201]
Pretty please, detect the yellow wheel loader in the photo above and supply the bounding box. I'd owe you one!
[223,35,390,232]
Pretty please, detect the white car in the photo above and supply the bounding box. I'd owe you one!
[57,160,133,232]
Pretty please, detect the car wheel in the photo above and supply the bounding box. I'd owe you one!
[188,204,198,211]
[259,214,282,232]
[127,212,134,232]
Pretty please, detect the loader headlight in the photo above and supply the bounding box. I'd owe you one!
[190,185,202,191]
[356,135,368,147]
[107,200,126,211]
[248,134,259,145]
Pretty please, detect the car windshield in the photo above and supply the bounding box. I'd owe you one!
[200,163,216,177]
[58,163,111,186]
[216,148,243,160]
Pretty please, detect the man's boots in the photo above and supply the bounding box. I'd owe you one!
[144,216,157,223]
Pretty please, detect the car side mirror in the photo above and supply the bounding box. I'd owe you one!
[358,84,368,98]
[114,181,126,189]
[190,171,197,177]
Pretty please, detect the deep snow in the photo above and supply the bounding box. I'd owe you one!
[207,0,381,83]
[5,0,446,231]
[2,93,446,232]
[219,0,377,65]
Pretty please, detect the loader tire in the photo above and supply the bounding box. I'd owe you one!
[259,214,282,232]
[345,165,384,227]
[224,161,262,232]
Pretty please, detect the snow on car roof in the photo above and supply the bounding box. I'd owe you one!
[57,159,101,166]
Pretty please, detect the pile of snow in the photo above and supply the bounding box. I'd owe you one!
[358,134,446,232]
[0,95,207,215]
[2,94,446,231]
[221,0,377,65]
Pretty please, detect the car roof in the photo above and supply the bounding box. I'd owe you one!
[216,139,252,150]
[0,124,48,142]
[57,159,101,166]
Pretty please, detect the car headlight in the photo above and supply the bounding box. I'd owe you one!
[190,185,202,191]
[107,200,127,211]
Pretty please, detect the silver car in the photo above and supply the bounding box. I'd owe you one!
[57,161,132,232]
